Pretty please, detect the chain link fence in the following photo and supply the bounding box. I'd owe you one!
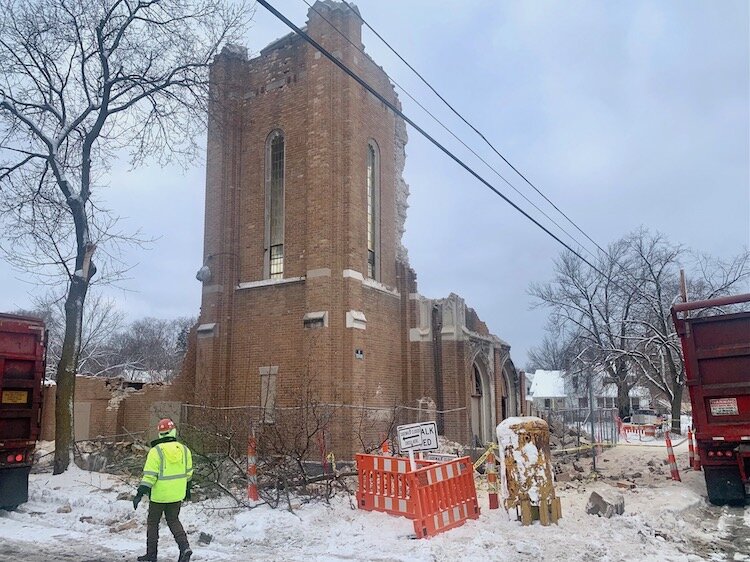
[179,402,478,461]
[178,402,479,505]
[537,407,620,454]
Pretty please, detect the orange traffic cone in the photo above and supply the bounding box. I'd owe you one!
[247,431,259,501]
[381,435,391,456]
[665,431,681,482]
[486,452,499,509]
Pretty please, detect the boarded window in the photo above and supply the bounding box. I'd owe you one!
[266,131,285,279]
[259,366,278,424]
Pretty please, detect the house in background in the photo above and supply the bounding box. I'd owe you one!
[528,370,567,413]
[527,369,652,415]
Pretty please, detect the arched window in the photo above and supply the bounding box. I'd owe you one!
[265,130,285,279]
[473,364,483,396]
[366,141,379,279]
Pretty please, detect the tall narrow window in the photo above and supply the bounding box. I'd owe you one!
[366,142,379,278]
[266,130,285,278]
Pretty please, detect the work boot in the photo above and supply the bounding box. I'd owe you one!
[177,548,192,562]
[137,554,157,562]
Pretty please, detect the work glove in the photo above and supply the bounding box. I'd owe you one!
[133,485,150,510]
[185,481,192,502]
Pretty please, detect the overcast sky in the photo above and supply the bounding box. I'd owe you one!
[1,0,748,367]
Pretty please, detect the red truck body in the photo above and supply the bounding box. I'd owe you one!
[0,313,46,508]
[672,293,750,505]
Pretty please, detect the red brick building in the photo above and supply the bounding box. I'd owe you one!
[182,1,521,454]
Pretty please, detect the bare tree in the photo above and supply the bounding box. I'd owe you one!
[0,0,247,473]
[526,330,577,372]
[109,316,195,381]
[529,239,641,418]
[16,289,126,378]
[530,228,749,428]
[618,230,749,431]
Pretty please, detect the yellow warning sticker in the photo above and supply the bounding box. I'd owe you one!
[1,390,28,404]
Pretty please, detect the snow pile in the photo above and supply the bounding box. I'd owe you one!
[0,447,741,561]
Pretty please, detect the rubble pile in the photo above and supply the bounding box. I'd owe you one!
[436,435,467,456]
[74,440,149,475]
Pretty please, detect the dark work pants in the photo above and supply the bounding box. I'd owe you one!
[146,500,189,556]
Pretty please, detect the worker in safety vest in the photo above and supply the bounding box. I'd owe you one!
[133,418,193,562]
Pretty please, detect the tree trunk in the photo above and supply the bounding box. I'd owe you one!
[52,225,95,474]
[616,379,630,419]
[670,383,683,434]
[53,276,89,474]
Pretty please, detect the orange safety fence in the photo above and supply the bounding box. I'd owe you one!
[356,453,480,538]
[356,454,435,518]
[616,417,657,442]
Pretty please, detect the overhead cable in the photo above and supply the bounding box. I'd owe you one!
[256,0,613,281]
[340,0,610,258]
[300,0,594,259]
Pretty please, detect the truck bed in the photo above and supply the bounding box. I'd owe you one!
[672,293,750,505]
[0,314,46,447]
[679,310,750,440]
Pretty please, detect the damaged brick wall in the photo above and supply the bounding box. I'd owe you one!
[40,329,198,442]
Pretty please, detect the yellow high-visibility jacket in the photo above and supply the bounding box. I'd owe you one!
[139,432,193,503]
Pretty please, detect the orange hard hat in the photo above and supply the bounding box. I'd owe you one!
[157,418,176,433]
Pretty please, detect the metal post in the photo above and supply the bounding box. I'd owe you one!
[589,377,596,472]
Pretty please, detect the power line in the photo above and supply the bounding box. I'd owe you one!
[255,0,612,281]
[324,1,669,307]
[299,0,595,260]
[340,0,610,258]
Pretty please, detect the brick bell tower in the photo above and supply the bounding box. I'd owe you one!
[193,1,412,450]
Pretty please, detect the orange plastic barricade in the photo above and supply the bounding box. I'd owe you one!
[356,454,434,518]
[410,456,480,538]
[621,423,657,440]
[356,454,480,538]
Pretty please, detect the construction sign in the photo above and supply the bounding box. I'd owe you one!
[397,421,439,452]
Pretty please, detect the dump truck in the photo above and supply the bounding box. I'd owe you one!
[0,313,46,509]
[671,293,750,505]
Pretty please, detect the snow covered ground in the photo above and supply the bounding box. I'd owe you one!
[0,441,747,561]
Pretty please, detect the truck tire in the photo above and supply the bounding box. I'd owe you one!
[704,466,746,506]
[0,466,31,508]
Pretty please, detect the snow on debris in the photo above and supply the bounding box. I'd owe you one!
[497,417,548,504]
[0,450,726,562]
